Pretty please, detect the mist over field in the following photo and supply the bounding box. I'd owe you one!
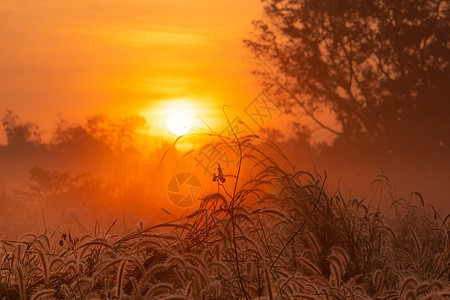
[0,111,448,241]
[0,110,449,299]
[0,108,450,238]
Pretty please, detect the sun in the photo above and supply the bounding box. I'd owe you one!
[168,112,191,135]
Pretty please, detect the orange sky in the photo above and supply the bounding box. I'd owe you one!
[0,0,262,136]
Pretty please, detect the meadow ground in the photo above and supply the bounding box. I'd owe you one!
[0,162,448,299]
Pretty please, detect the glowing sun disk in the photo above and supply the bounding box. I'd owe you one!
[168,113,191,135]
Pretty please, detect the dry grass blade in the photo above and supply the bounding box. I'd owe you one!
[271,173,327,269]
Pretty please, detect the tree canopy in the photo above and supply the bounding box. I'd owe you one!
[245,0,449,154]
[1,110,41,145]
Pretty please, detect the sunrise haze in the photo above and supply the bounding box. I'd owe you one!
[0,0,261,139]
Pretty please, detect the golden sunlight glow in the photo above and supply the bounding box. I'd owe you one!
[168,112,191,135]
[140,97,223,148]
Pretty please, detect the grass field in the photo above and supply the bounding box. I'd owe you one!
[0,160,448,299]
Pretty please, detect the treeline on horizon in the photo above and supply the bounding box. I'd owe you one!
[0,108,449,201]
[0,111,183,238]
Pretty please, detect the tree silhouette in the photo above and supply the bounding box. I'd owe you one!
[245,0,449,154]
[1,111,41,145]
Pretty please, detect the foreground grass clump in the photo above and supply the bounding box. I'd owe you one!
[0,167,449,299]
